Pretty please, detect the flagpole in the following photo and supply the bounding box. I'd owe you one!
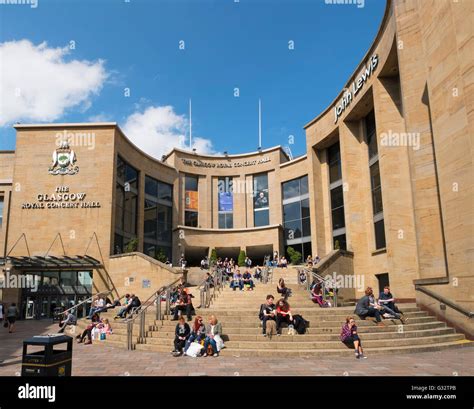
[189,98,192,149]
[258,98,262,149]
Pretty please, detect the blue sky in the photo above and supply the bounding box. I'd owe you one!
[0,0,385,157]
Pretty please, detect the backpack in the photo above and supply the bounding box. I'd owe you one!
[258,304,265,321]
[293,314,309,334]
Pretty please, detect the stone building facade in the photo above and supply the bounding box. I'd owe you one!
[0,0,472,334]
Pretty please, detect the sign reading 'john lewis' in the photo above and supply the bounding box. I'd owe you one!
[334,54,378,123]
[181,156,271,168]
[21,186,101,209]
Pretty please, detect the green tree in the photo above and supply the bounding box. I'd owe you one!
[155,248,167,263]
[287,246,302,265]
[237,250,246,267]
[334,240,340,250]
[209,248,217,264]
[125,238,138,253]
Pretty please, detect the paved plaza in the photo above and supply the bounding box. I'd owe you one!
[1,320,473,377]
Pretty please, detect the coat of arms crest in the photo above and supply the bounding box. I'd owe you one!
[48,141,79,175]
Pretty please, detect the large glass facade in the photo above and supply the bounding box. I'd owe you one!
[20,270,93,320]
[144,175,173,261]
[366,110,386,250]
[328,142,346,250]
[253,173,269,227]
[114,156,138,254]
[282,175,311,260]
[218,177,233,229]
[184,174,199,227]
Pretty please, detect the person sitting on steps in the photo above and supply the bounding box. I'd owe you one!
[242,269,255,290]
[259,295,276,337]
[172,316,191,356]
[378,286,407,323]
[277,278,292,300]
[114,294,131,320]
[184,316,206,353]
[230,270,244,291]
[172,288,193,321]
[275,298,293,336]
[254,265,263,282]
[340,316,367,359]
[354,287,385,326]
[76,313,100,344]
[202,315,223,357]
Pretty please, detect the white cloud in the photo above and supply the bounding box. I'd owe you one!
[0,39,108,126]
[87,112,113,122]
[121,105,217,159]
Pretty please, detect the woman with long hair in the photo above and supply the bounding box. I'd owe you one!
[277,278,292,300]
[184,315,206,352]
[340,316,366,359]
[275,298,293,336]
[203,315,223,357]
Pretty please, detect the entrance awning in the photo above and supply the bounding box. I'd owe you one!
[0,255,103,270]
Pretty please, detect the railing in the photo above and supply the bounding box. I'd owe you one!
[198,266,225,309]
[298,267,338,307]
[126,278,182,350]
[262,265,273,284]
[415,285,473,319]
[61,290,114,316]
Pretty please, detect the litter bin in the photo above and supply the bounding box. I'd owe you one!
[21,335,73,376]
[53,307,64,323]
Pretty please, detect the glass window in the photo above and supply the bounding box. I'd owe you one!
[145,176,158,197]
[328,143,342,183]
[302,217,311,237]
[374,219,386,249]
[254,208,269,227]
[0,195,4,228]
[254,173,269,227]
[370,163,383,215]
[185,175,199,192]
[284,219,302,239]
[333,234,347,251]
[300,175,309,195]
[301,198,310,219]
[60,271,76,287]
[158,181,173,202]
[253,173,269,209]
[283,201,301,222]
[331,207,346,231]
[282,179,300,200]
[330,185,344,210]
[366,110,378,159]
[185,211,198,227]
[114,157,138,253]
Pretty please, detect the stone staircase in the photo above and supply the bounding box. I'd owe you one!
[72,266,472,357]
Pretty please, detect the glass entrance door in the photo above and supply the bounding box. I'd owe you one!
[25,297,35,319]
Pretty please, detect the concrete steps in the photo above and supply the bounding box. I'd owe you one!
[71,266,473,356]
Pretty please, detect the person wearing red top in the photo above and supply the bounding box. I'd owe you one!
[275,298,293,336]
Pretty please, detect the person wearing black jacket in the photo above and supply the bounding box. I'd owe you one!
[259,295,276,336]
[172,316,191,356]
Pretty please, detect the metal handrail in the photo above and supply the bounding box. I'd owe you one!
[415,285,473,318]
[299,267,337,307]
[198,266,225,309]
[125,277,182,350]
[61,290,114,316]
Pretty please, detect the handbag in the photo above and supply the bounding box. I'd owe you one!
[3,322,8,328]
[185,341,204,357]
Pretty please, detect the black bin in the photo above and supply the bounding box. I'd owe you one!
[21,335,73,376]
